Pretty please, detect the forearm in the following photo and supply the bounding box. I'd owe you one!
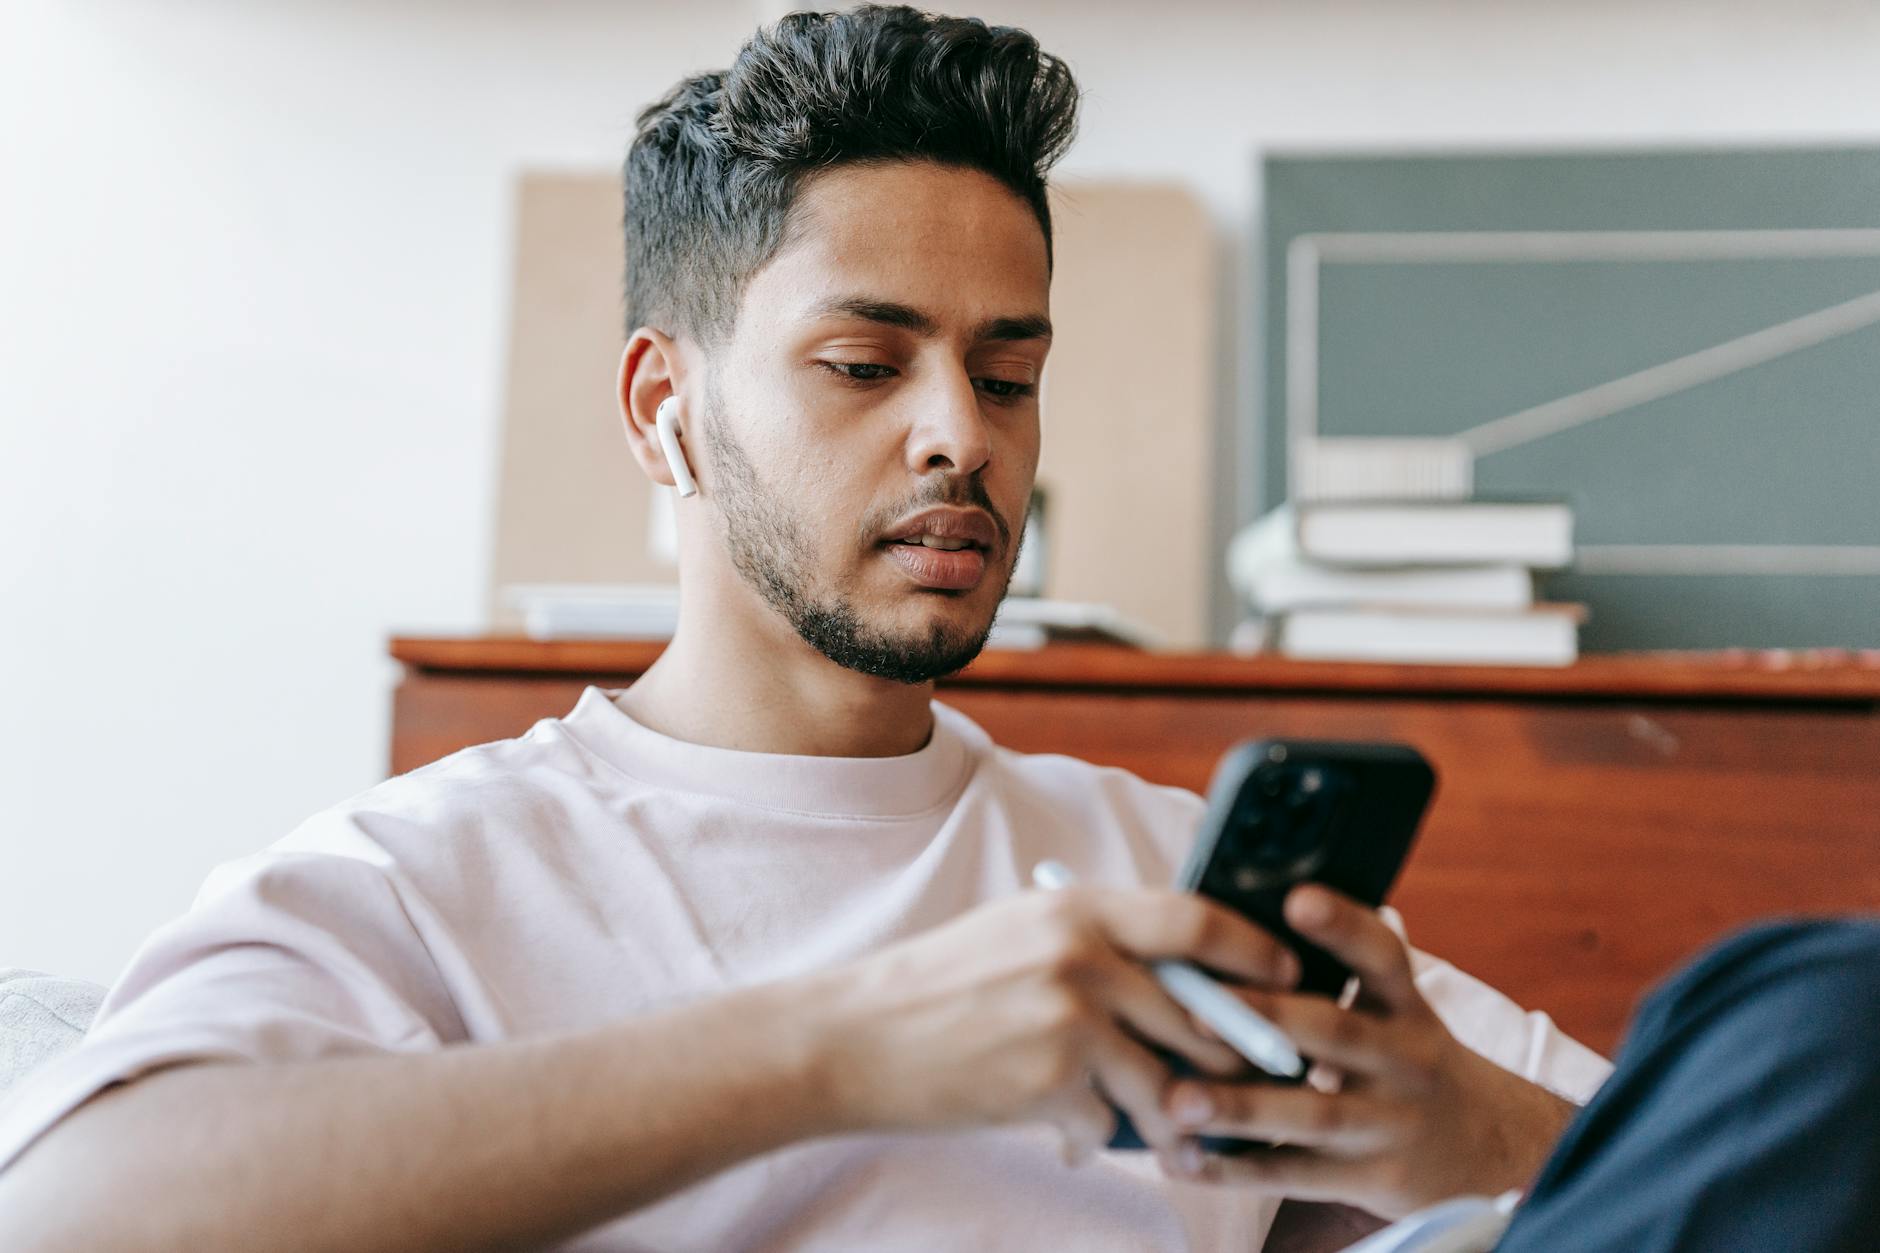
[0,979,836,1253]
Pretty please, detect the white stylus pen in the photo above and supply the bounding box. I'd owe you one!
[1030,860,1305,1080]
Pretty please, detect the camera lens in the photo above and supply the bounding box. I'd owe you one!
[1227,762,1342,880]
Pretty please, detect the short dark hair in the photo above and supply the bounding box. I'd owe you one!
[624,5,1079,342]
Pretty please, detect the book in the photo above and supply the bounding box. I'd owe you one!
[503,584,679,640]
[1295,500,1574,569]
[1229,508,1533,613]
[988,598,1161,649]
[1275,604,1585,667]
[982,620,1049,650]
[500,588,1157,651]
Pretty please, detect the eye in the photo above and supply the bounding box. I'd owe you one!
[976,377,1036,401]
[822,361,898,384]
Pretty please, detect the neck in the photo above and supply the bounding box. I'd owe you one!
[615,585,939,759]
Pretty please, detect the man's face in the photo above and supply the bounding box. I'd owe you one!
[695,161,1050,684]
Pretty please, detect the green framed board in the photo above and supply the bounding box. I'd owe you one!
[1262,148,1880,650]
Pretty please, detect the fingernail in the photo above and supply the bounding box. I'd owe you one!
[1287,887,1331,928]
[1172,1087,1213,1126]
[1177,1141,1205,1177]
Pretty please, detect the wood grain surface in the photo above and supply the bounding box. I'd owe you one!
[391,637,1880,700]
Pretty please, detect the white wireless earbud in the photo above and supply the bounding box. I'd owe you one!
[655,396,698,498]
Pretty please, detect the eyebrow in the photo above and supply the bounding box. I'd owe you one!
[809,297,1052,344]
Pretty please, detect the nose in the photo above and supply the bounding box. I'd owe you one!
[904,367,992,476]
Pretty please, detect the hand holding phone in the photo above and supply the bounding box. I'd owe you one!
[1106,738,1436,1153]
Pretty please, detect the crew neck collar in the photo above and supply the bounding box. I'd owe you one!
[556,686,982,820]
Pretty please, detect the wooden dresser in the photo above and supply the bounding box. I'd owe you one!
[390,639,1880,1055]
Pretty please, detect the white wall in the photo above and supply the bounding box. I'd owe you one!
[0,0,758,983]
[6,0,1880,985]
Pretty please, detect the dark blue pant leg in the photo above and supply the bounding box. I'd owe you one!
[1496,918,1880,1253]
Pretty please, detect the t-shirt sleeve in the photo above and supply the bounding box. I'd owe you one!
[0,849,462,1173]
[1383,908,1613,1104]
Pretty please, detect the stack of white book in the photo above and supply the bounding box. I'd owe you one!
[1227,501,1582,667]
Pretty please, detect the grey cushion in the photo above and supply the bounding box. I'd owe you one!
[0,969,108,1098]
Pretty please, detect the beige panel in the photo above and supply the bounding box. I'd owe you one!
[1039,181,1214,646]
[488,173,1217,645]
[487,174,668,628]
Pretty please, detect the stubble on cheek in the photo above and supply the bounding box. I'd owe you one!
[703,405,815,610]
[698,404,1010,684]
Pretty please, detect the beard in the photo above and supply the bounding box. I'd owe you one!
[700,390,1020,686]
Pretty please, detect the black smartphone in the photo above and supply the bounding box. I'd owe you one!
[1107,738,1437,1153]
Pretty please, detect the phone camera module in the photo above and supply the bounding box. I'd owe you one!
[1221,762,1343,890]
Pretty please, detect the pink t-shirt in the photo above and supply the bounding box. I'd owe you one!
[0,688,1609,1249]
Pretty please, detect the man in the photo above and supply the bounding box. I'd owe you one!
[0,9,1610,1250]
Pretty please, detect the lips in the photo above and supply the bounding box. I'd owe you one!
[882,508,999,549]
[882,541,988,590]
[879,507,999,591]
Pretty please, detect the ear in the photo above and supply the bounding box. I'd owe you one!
[618,328,693,492]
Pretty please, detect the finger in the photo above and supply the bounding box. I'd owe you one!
[1083,889,1301,989]
[1096,957,1246,1078]
[1283,886,1420,1013]
[1186,1144,1373,1203]
[1038,1081,1115,1167]
[1164,1078,1400,1155]
[1086,1025,1185,1154]
[1231,988,1417,1084]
